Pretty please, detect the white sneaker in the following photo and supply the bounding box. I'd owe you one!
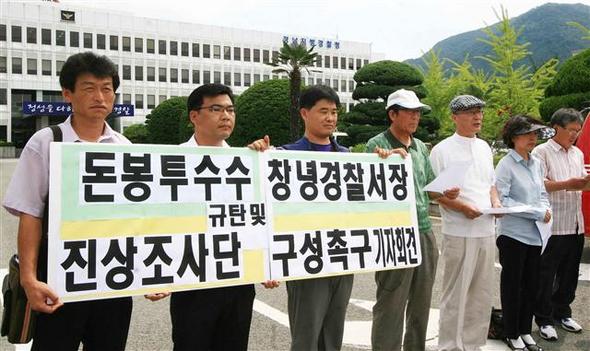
[539,325,558,341]
[561,318,582,333]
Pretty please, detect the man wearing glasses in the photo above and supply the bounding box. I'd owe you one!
[532,108,590,341]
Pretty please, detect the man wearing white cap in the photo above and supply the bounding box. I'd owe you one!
[367,89,458,351]
[429,95,500,351]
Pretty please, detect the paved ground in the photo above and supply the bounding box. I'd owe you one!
[1,158,589,350]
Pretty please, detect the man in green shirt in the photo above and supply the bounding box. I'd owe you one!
[367,89,456,351]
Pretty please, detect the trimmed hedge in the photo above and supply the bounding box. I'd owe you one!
[352,84,427,101]
[145,97,193,144]
[123,123,150,144]
[545,48,590,97]
[353,60,423,86]
[539,91,590,121]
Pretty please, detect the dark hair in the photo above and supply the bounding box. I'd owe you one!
[550,108,583,128]
[299,85,340,109]
[502,115,545,148]
[187,84,235,111]
[59,52,120,92]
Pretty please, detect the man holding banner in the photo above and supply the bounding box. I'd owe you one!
[3,52,132,350]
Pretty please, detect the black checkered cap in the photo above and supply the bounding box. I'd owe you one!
[449,95,486,113]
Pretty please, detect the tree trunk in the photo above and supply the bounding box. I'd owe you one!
[289,69,302,141]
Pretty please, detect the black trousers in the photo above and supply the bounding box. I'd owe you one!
[31,297,132,351]
[497,235,541,339]
[534,234,585,326]
[170,284,255,351]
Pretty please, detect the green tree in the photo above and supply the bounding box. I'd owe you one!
[567,21,590,41]
[228,79,292,147]
[145,97,193,144]
[267,42,318,141]
[123,123,149,144]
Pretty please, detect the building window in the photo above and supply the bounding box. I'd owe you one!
[349,80,355,92]
[42,59,51,76]
[341,57,346,69]
[83,32,92,48]
[12,57,22,74]
[272,50,279,62]
[224,72,231,85]
[170,68,178,83]
[135,38,143,53]
[135,94,144,109]
[56,60,64,75]
[110,35,118,50]
[213,71,221,84]
[233,47,241,61]
[11,26,22,42]
[181,69,189,83]
[26,58,37,75]
[159,67,166,82]
[333,79,338,91]
[356,58,362,69]
[146,39,155,53]
[69,31,79,47]
[0,89,7,105]
[159,95,167,104]
[56,30,65,46]
[324,55,330,68]
[135,66,143,81]
[26,27,36,44]
[41,28,51,45]
[147,95,155,109]
[170,41,178,55]
[192,69,200,84]
[316,56,322,68]
[244,73,251,87]
[244,48,251,62]
[263,74,269,81]
[147,67,155,81]
[263,50,270,64]
[224,46,231,60]
[253,49,260,62]
[0,25,6,41]
[203,70,210,84]
[122,36,131,51]
[254,74,260,83]
[97,34,105,49]
[122,65,131,80]
[181,42,189,56]
[203,44,210,58]
[333,57,339,69]
[364,59,369,66]
[348,58,354,70]
[0,57,6,73]
[123,93,131,104]
[213,45,221,59]
[234,72,241,86]
[308,77,313,86]
[158,40,166,55]
[192,43,200,57]
[341,80,346,92]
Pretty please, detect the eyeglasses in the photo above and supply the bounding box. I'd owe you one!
[195,104,236,115]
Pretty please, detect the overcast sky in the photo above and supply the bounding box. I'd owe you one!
[67,0,589,60]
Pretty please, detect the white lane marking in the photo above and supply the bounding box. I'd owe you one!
[252,299,289,327]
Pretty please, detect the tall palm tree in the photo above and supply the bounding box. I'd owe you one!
[267,42,319,141]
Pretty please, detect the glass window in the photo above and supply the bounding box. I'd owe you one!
[233,47,241,61]
[356,59,361,69]
[0,25,6,41]
[272,50,279,62]
[213,71,221,84]
[0,89,7,105]
[341,57,346,69]
[170,68,178,83]
[147,95,156,109]
[56,60,64,75]
[192,69,200,84]
[122,65,131,80]
[308,77,313,86]
[349,80,354,92]
[159,95,167,104]
[203,70,210,84]
[364,59,369,66]
[26,58,37,75]
[0,57,6,73]
[224,72,231,85]
[203,44,210,58]
[123,93,131,104]
[122,36,131,51]
[333,57,338,69]
[170,41,178,55]
[159,67,166,82]
[146,39,155,53]
[181,42,189,56]
[135,94,144,109]
[253,49,260,62]
[147,67,155,81]
[56,30,65,46]
[192,43,199,57]
[263,74,269,81]
[324,55,330,68]
[254,74,260,83]
[213,45,221,59]
[341,80,346,92]
[11,26,22,42]
[244,48,251,62]
[333,79,338,91]
[69,31,79,47]
[244,73,251,87]
[97,34,105,49]
[41,28,51,45]
[135,38,143,53]
[27,27,36,44]
[234,72,241,86]
[42,59,51,76]
[181,69,189,83]
[158,40,166,55]
[12,57,22,74]
[348,58,354,70]
[135,66,143,81]
[83,32,92,48]
[263,50,270,63]
[223,46,231,60]
[110,35,118,50]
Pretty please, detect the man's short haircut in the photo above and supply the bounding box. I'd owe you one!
[187,83,235,111]
[59,52,120,92]
[299,85,340,110]
[550,108,584,128]
[502,115,545,149]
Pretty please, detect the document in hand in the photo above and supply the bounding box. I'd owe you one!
[423,160,472,193]
[480,205,533,215]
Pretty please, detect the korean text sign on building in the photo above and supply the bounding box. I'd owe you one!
[48,143,421,302]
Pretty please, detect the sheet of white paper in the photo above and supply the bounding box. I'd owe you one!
[423,161,472,193]
[480,205,533,214]
[536,218,553,255]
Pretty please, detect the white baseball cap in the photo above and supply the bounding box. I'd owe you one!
[385,89,431,112]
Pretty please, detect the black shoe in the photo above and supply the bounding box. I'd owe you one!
[523,341,543,351]
[505,338,526,351]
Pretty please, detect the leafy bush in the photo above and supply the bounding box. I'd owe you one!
[352,84,427,101]
[353,60,423,86]
[350,143,367,153]
[544,48,590,97]
[539,91,590,121]
[145,97,193,144]
[123,124,150,144]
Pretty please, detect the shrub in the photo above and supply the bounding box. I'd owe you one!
[145,97,193,144]
[123,124,150,144]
